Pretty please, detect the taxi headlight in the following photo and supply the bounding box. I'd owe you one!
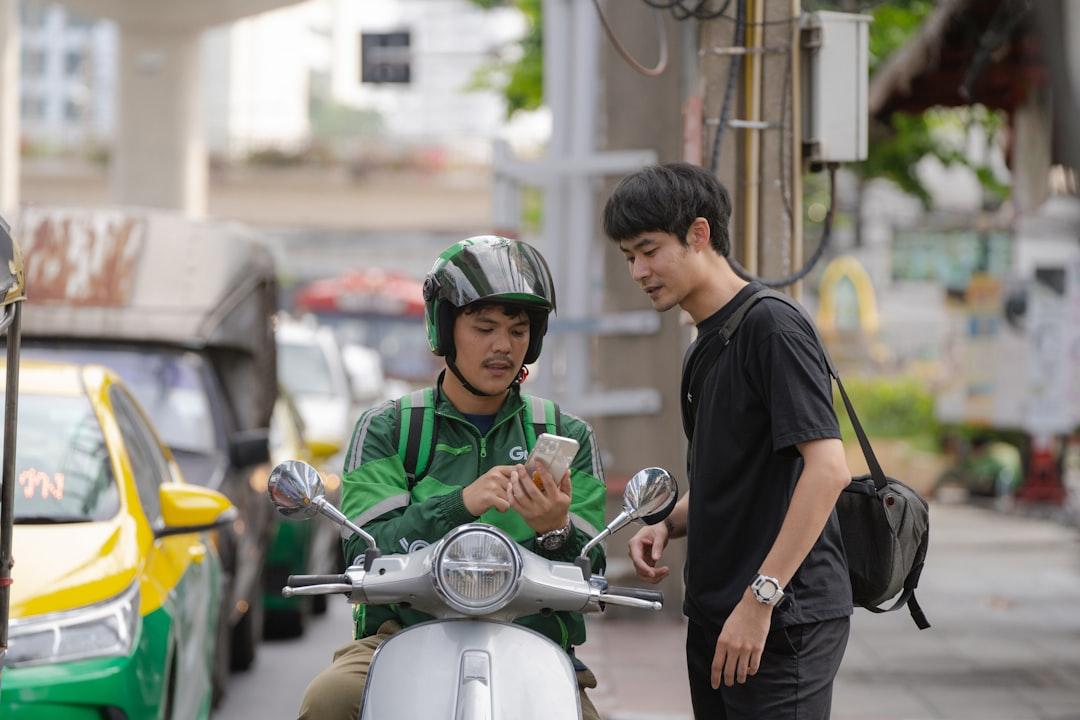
[5,584,140,668]
[432,525,521,615]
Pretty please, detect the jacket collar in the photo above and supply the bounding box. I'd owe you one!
[434,371,526,426]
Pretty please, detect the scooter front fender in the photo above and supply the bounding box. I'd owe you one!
[361,619,581,720]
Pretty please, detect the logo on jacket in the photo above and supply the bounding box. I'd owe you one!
[509,446,527,462]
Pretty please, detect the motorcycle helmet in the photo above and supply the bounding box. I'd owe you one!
[423,236,556,372]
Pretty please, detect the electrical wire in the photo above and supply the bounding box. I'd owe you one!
[593,0,669,77]
[707,0,744,174]
[728,165,837,288]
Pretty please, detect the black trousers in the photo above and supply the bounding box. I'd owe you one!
[686,615,850,720]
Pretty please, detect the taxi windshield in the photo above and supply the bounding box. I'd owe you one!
[6,393,118,523]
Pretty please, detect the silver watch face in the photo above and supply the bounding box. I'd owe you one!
[539,523,570,551]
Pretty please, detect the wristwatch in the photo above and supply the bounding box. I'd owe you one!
[750,574,785,607]
[537,518,572,551]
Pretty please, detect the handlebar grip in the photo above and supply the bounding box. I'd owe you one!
[604,586,664,604]
[287,574,350,587]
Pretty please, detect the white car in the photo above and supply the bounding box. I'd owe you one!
[276,316,357,459]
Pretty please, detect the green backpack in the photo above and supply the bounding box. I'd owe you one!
[394,389,561,487]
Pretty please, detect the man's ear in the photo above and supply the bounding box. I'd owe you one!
[686,217,711,252]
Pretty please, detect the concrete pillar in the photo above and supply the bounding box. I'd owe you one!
[595,3,687,617]
[0,0,18,217]
[1011,83,1052,216]
[111,27,206,216]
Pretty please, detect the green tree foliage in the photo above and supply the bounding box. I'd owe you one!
[859,0,1010,207]
[467,0,543,117]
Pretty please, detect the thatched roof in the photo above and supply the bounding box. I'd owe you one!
[868,0,1044,119]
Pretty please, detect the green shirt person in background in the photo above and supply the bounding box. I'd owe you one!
[299,236,607,720]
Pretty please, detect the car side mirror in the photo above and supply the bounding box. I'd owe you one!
[156,483,236,538]
[229,428,270,468]
[306,438,342,463]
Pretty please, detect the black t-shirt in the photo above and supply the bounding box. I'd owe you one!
[682,282,852,631]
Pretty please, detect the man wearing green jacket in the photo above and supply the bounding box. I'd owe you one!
[299,236,608,720]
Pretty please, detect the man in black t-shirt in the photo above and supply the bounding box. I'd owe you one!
[602,163,853,719]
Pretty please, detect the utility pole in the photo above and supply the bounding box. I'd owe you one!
[594,3,687,618]
[700,0,804,296]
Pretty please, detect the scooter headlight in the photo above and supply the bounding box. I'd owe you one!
[433,524,521,615]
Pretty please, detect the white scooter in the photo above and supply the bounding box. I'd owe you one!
[267,460,678,720]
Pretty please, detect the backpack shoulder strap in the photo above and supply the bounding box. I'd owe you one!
[522,393,561,448]
[395,388,436,489]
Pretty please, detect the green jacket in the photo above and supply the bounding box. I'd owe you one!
[340,380,607,650]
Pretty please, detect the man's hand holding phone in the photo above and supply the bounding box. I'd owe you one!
[509,433,578,533]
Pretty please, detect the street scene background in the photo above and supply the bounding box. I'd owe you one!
[2,0,1080,719]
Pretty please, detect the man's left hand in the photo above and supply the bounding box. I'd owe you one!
[508,461,571,534]
[711,590,773,688]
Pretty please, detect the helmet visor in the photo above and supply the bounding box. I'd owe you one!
[435,238,556,313]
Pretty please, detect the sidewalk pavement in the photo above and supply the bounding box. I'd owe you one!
[576,502,1080,720]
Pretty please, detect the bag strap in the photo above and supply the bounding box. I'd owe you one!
[714,289,889,493]
[398,390,559,489]
[522,393,561,446]
[865,528,931,629]
[396,388,436,489]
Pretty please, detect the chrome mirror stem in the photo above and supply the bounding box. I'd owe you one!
[314,496,377,551]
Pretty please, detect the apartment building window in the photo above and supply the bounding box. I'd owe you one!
[64,50,84,77]
[20,2,49,30]
[21,48,46,77]
[21,95,46,122]
[63,98,82,122]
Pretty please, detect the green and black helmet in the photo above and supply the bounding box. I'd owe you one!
[423,236,556,365]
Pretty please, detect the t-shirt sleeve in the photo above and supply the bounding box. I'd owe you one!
[749,329,841,456]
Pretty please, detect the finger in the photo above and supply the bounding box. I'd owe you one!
[711,644,726,690]
[723,650,739,688]
[748,648,762,677]
[559,469,572,494]
[492,495,510,512]
[735,651,750,684]
[517,468,543,501]
[651,536,665,562]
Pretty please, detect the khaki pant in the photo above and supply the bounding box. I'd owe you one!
[299,621,601,720]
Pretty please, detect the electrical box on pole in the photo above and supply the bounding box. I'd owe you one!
[801,11,871,163]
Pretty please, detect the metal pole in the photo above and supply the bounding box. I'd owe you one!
[741,0,764,273]
[790,0,804,299]
[563,0,600,401]
[0,302,21,678]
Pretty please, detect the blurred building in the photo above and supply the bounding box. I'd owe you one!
[201,4,315,159]
[18,1,116,149]
[312,0,532,162]
[18,0,313,159]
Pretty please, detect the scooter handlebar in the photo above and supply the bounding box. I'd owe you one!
[287,574,350,587]
[603,586,664,604]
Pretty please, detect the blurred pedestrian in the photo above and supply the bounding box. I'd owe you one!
[602,163,853,720]
[298,236,607,720]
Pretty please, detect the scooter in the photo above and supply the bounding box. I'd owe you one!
[267,460,678,720]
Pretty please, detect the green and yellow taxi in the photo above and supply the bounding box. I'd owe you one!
[261,388,342,638]
[0,361,235,719]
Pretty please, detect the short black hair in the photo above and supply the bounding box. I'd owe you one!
[602,162,733,257]
[459,300,538,324]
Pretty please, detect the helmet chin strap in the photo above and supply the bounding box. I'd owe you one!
[446,355,523,397]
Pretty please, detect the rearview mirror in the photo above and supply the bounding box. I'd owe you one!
[156,483,236,538]
[267,460,378,552]
[577,467,677,575]
[229,428,270,468]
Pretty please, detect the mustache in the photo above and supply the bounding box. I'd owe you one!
[482,355,514,367]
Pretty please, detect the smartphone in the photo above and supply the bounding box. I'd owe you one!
[525,433,579,490]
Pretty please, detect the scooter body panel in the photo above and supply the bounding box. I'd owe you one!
[360,619,581,720]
